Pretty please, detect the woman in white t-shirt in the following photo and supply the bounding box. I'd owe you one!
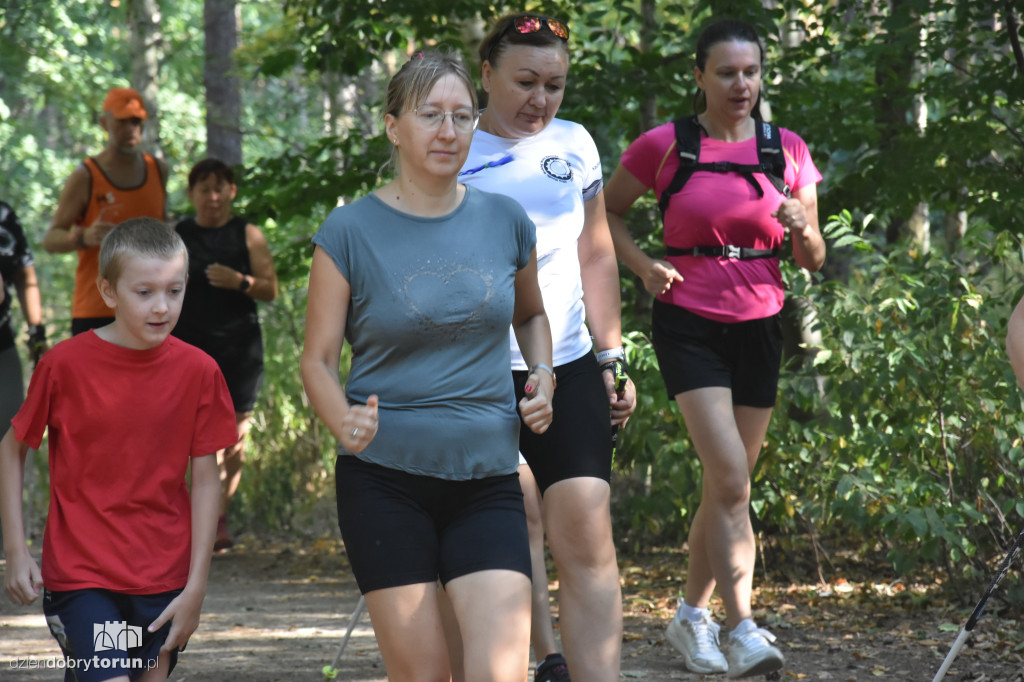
[456,13,636,682]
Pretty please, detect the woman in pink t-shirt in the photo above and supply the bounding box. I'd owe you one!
[605,18,825,679]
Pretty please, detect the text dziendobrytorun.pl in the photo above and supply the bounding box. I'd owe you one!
[9,657,158,672]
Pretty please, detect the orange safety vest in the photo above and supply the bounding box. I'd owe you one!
[71,155,166,319]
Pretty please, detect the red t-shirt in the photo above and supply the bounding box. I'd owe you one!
[621,121,822,322]
[13,331,237,593]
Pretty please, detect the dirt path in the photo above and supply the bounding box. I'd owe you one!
[3,539,1022,681]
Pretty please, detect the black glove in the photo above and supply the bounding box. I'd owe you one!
[27,324,46,368]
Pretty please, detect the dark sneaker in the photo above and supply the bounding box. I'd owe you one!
[534,652,571,682]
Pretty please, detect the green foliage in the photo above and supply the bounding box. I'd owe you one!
[616,208,1024,580]
[770,212,1023,576]
[3,0,1024,584]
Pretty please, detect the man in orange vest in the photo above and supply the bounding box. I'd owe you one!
[43,87,168,335]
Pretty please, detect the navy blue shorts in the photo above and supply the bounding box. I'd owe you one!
[42,588,181,682]
[335,456,531,594]
[651,300,783,408]
[513,352,614,493]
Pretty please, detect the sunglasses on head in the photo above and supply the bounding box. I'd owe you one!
[510,15,570,40]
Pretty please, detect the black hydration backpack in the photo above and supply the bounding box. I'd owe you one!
[657,114,791,220]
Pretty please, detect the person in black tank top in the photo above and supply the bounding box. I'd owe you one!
[174,158,279,551]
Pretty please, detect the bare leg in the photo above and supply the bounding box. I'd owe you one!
[542,477,621,682]
[218,411,251,516]
[676,388,772,627]
[520,462,562,660]
[445,569,532,682]
[443,465,556,682]
[438,582,465,682]
[215,412,250,550]
[364,582,453,682]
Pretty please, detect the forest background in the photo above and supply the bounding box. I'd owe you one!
[2,0,1023,599]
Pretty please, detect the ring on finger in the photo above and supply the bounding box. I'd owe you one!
[351,427,359,439]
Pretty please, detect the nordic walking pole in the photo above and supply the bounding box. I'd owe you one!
[322,595,367,680]
[931,529,1024,682]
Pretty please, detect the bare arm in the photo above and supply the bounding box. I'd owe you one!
[43,166,111,253]
[578,190,637,425]
[604,164,684,297]
[1,428,41,605]
[204,223,279,301]
[578,191,623,353]
[300,247,378,452]
[511,249,554,434]
[774,183,825,272]
[13,265,43,327]
[13,265,47,364]
[147,453,219,651]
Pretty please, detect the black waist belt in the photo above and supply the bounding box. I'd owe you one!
[666,245,779,260]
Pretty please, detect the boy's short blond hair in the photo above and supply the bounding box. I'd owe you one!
[99,218,188,287]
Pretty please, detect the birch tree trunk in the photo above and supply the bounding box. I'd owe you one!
[205,0,242,166]
[127,0,163,158]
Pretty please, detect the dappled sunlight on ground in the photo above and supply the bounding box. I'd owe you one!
[3,538,1022,680]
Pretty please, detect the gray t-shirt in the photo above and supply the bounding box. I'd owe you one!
[312,186,536,479]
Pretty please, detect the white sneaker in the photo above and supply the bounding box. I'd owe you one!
[724,624,784,679]
[665,613,728,674]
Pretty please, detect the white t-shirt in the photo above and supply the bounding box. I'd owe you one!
[461,118,604,369]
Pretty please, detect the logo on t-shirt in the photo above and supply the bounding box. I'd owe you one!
[541,156,573,183]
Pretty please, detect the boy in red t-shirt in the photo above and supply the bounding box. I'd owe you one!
[1,217,238,682]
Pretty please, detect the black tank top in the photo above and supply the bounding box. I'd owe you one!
[174,216,259,343]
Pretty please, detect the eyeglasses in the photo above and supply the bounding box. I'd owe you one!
[413,105,477,133]
[511,15,569,40]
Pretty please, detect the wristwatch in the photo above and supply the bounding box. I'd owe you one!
[239,275,251,292]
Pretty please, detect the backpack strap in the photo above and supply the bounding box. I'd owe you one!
[657,115,702,219]
[657,116,792,220]
[754,119,791,199]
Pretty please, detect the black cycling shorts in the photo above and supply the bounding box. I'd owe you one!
[513,352,614,494]
[651,299,783,408]
[335,456,531,594]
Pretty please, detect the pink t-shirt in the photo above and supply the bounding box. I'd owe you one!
[621,120,821,322]
[13,331,238,594]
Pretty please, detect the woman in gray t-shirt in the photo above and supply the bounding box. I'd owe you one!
[301,51,554,682]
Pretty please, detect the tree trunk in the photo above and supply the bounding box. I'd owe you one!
[876,0,919,246]
[127,0,163,158]
[205,0,243,166]
[944,209,967,253]
[907,22,930,254]
[639,0,657,132]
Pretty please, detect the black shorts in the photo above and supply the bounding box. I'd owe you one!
[335,457,531,594]
[42,587,181,682]
[651,299,783,408]
[179,327,264,413]
[513,352,613,494]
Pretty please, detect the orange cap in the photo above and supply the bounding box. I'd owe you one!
[102,87,148,120]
